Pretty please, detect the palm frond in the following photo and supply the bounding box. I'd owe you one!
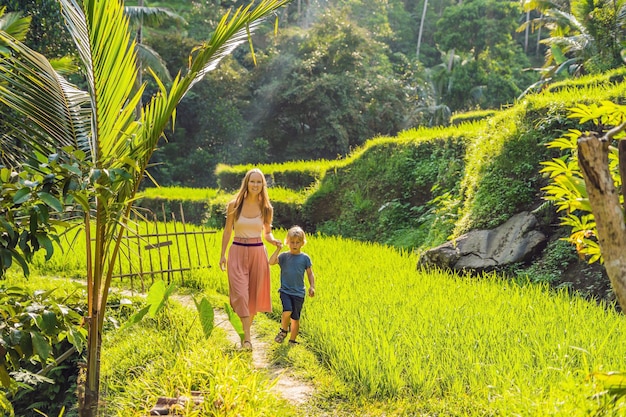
[137,42,171,82]
[58,0,140,164]
[125,5,186,28]
[0,32,91,166]
[86,0,142,161]
[187,0,291,90]
[49,56,80,75]
[548,9,587,34]
[0,9,31,42]
[126,0,291,182]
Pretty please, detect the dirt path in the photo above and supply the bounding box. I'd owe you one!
[172,295,314,405]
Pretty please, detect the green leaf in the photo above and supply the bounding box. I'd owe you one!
[69,191,90,211]
[60,163,82,176]
[146,280,165,318]
[19,331,32,357]
[0,168,11,183]
[8,249,29,277]
[196,297,214,339]
[67,327,87,353]
[146,280,176,318]
[12,187,31,204]
[121,305,150,330]
[0,365,11,389]
[35,234,54,261]
[38,192,63,212]
[39,310,57,334]
[0,219,14,241]
[0,250,12,271]
[30,331,51,361]
[224,303,244,342]
[9,329,24,346]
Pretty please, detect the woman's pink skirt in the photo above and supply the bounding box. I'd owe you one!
[227,238,272,317]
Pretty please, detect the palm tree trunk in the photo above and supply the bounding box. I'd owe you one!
[82,322,101,417]
[81,202,107,417]
[536,16,542,57]
[416,0,428,59]
[447,48,454,71]
[524,10,530,53]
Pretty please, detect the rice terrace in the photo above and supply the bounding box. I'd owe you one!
[3,0,626,416]
[11,221,626,416]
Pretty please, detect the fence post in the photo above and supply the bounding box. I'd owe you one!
[171,211,185,286]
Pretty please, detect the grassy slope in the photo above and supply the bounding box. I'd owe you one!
[22,230,626,415]
[142,68,626,253]
[99,69,626,414]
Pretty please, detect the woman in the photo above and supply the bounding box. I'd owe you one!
[220,168,282,350]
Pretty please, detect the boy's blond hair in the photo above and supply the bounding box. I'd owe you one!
[285,226,306,245]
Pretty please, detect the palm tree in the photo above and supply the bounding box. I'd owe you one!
[0,7,30,46]
[125,0,187,84]
[521,0,626,85]
[416,0,428,59]
[0,0,289,415]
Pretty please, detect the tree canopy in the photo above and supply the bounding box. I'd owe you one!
[3,0,625,186]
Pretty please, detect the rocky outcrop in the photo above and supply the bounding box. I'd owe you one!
[418,211,547,271]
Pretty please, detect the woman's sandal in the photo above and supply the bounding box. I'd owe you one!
[241,340,253,351]
[274,328,288,343]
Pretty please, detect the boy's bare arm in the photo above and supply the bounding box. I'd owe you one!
[307,268,315,296]
[269,245,282,265]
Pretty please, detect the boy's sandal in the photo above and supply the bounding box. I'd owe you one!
[274,328,288,343]
[288,339,299,345]
[242,340,253,351]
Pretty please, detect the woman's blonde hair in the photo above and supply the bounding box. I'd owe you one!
[285,225,306,245]
[230,168,273,224]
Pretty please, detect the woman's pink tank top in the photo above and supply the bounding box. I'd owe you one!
[234,215,263,238]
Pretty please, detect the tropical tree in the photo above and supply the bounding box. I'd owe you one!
[521,0,626,94]
[0,6,29,45]
[0,1,289,416]
[0,0,75,57]
[541,101,626,312]
[249,11,410,161]
[125,0,187,85]
[434,0,522,60]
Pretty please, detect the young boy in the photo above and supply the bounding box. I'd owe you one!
[269,226,316,345]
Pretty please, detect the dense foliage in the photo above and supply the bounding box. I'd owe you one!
[139,68,626,267]
[6,0,623,187]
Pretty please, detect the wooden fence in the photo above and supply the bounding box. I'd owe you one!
[113,203,216,292]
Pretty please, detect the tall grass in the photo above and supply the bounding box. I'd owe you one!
[274,234,626,415]
[99,303,295,416]
[29,229,626,415]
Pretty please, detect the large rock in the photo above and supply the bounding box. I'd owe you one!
[418,211,547,271]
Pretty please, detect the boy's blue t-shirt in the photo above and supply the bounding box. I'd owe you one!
[277,252,312,298]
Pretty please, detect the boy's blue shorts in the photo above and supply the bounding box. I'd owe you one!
[279,292,305,320]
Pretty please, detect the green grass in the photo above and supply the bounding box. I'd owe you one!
[215,159,345,177]
[138,186,220,202]
[99,301,296,416]
[270,233,626,415]
[21,230,626,415]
